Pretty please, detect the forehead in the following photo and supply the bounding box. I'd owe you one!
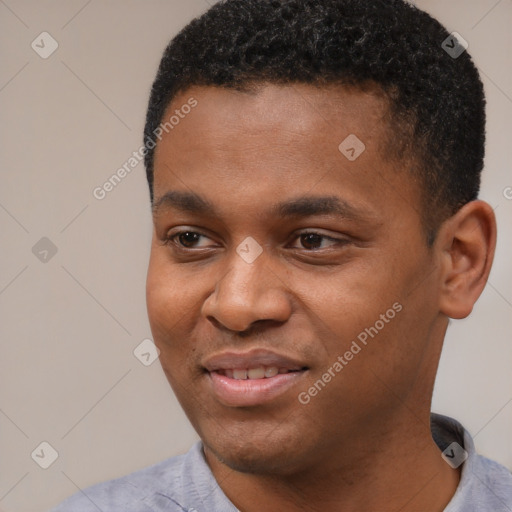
[158,83,390,153]
[151,83,418,224]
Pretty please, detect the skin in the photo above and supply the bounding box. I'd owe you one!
[146,84,496,512]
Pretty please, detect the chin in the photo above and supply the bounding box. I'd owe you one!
[208,441,299,475]
[200,419,314,476]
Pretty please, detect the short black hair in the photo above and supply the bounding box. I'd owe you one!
[144,0,485,243]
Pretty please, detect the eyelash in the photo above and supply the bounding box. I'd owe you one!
[164,230,347,252]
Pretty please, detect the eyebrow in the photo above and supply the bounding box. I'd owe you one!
[152,190,216,216]
[152,190,369,221]
[272,195,367,220]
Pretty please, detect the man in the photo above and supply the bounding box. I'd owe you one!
[51,0,512,510]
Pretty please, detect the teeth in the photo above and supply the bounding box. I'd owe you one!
[233,369,248,380]
[226,366,282,380]
[247,367,265,379]
[264,366,279,378]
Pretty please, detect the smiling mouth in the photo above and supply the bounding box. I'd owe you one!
[206,366,308,407]
[202,349,309,406]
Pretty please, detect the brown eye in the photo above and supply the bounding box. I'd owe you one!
[177,232,202,248]
[300,233,324,250]
[290,231,345,251]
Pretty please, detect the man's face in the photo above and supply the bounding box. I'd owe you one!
[147,84,444,474]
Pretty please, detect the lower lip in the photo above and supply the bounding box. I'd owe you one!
[208,371,306,407]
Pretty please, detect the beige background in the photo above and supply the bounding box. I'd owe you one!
[0,1,511,511]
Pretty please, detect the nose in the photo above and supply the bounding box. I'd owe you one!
[201,247,293,334]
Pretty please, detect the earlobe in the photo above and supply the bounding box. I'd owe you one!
[437,200,497,319]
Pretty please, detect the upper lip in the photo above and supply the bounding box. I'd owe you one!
[202,349,308,372]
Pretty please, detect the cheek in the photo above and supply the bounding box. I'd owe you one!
[293,265,395,341]
[146,250,214,366]
[146,265,175,330]
[293,252,433,390]
[146,253,191,345]
[146,262,198,391]
[146,245,198,312]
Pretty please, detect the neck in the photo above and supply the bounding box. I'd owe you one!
[204,409,460,512]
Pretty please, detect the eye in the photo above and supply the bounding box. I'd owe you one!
[164,229,347,252]
[291,232,344,250]
[167,230,213,249]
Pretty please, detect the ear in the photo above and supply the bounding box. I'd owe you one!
[436,200,497,319]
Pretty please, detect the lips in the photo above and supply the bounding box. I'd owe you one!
[203,349,308,407]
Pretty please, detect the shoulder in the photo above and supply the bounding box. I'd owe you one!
[432,413,512,512]
[49,441,238,512]
[48,451,190,512]
[464,452,512,510]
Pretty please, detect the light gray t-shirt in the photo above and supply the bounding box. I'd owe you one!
[50,414,512,511]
